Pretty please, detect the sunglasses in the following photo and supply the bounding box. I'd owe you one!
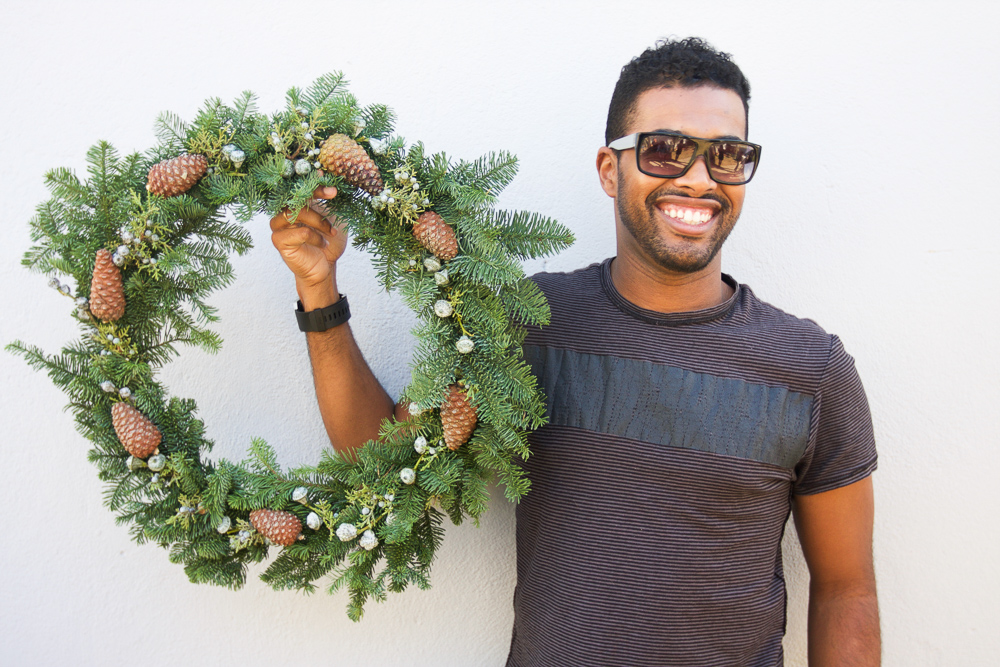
[608,131,762,185]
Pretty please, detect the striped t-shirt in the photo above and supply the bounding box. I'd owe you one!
[506,258,877,667]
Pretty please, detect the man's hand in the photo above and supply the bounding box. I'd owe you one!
[793,476,880,666]
[269,185,346,309]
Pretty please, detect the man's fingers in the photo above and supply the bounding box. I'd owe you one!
[269,205,334,235]
[313,185,338,200]
[271,224,327,252]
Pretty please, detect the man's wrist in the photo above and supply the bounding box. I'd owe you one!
[297,276,339,311]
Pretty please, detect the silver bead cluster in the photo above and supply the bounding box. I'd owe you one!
[48,277,73,295]
[221,144,245,169]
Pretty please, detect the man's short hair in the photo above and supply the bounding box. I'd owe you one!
[605,37,752,145]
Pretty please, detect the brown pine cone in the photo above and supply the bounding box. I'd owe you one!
[146,154,208,197]
[317,134,384,196]
[440,384,477,451]
[249,509,302,546]
[412,211,458,261]
[111,402,162,459]
[89,249,125,322]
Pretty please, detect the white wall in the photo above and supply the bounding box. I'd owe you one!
[1,1,997,665]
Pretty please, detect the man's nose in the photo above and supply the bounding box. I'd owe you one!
[672,155,717,195]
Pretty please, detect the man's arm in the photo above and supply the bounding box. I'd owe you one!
[270,188,408,456]
[792,476,880,666]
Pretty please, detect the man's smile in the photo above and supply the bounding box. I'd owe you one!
[653,195,723,237]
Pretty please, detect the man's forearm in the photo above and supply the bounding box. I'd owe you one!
[300,278,397,456]
[808,581,880,666]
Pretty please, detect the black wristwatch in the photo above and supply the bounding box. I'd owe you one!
[296,295,351,332]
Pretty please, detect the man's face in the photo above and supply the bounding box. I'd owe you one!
[599,85,748,275]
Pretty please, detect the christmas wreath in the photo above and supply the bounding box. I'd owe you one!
[9,74,573,619]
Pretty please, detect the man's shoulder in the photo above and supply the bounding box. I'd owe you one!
[527,261,603,294]
[739,283,833,343]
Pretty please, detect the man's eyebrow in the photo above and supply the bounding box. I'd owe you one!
[653,128,745,141]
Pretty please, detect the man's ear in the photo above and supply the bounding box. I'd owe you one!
[596,147,619,199]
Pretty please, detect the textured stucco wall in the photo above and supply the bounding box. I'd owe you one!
[1,2,997,665]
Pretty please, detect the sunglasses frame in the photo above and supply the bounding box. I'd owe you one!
[608,131,762,185]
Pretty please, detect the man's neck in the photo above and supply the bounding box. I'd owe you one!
[610,253,734,314]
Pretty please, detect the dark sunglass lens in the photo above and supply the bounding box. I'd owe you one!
[708,142,757,183]
[639,135,695,176]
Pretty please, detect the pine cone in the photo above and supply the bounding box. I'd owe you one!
[318,134,384,195]
[413,211,458,261]
[440,384,477,451]
[146,154,208,197]
[250,509,302,546]
[111,402,162,459]
[89,249,125,322]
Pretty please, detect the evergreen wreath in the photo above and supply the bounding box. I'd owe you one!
[9,73,573,620]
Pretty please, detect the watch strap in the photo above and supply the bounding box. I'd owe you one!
[296,295,350,332]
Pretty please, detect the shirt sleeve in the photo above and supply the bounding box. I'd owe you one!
[793,334,878,495]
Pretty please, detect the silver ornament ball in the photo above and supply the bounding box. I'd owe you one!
[359,529,378,551]
[216,516,231,534]
[336,523,358,542]
[434,270,450,286]
[295,159,313,175]
[423,257,441,273]
[456,336,475,354]
[433,300,454,318]
[292,486,309,504]
[306,512,322,530]
[400,468,416,485]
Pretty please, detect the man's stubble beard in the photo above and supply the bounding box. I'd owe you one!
[616,167,740,275]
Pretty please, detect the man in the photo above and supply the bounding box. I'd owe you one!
[271,38,879,667]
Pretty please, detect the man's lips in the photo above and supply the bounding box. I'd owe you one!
[653,197,722,236]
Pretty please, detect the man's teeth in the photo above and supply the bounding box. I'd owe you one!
[663,206,714,224]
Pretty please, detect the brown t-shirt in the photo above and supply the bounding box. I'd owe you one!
[507,258,877,667]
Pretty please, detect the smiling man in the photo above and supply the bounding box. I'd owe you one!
[271,37,879,667]
[508,39,880,666]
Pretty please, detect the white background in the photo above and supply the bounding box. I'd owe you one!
[1,1,997,665]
